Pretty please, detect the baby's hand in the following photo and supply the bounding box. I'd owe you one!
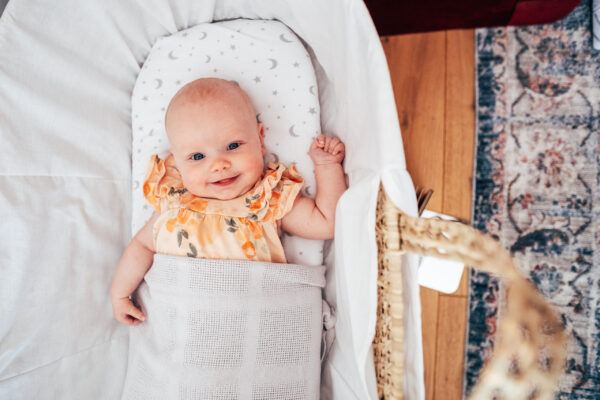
[111,296,146,325]
[309,134,345,165]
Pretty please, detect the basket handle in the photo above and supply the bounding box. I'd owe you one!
[397,211,567,400]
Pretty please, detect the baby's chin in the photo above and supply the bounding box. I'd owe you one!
[190,182,254,201]
[189,189,238,201]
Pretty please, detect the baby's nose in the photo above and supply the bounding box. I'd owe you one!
[210,158,231,172]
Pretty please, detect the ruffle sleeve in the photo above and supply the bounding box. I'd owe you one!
[264,163,305,220]
[142,154,185,212]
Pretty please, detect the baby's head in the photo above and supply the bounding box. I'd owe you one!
[165,78,265,200]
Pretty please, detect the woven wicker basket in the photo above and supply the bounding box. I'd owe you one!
[373,185,567,400]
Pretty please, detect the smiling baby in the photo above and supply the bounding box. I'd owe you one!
[110,77,347,325]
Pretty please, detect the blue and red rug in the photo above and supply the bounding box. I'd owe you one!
[465,1,600,398]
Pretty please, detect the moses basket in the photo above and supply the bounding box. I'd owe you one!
[372,186,567,400]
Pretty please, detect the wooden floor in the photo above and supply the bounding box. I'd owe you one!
[380,30,475,400]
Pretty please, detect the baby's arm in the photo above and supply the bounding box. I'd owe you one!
[110,212,159,325]
[281,134,347,240]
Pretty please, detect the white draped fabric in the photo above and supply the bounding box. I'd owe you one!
[0,1,425,398]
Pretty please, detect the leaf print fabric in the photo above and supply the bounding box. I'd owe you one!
[142,154,304,263]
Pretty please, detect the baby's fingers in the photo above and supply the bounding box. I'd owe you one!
[314,134,326,148]
[309,140,320,151]
[128,316,144,326]
[326,137,343,154]
[333,142,345,155]
[327,136,344,153]
[324,136,335,152]
[115,302,146,325]
[119,313,145,325]
[128,303,146,322]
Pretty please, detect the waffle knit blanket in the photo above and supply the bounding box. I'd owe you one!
[121,254,330,400]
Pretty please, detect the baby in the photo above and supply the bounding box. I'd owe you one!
[110,77,347,325]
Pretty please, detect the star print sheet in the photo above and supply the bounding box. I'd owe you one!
[0,1,424,399]
[131,20,324,267]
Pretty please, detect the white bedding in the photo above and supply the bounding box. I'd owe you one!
[0,1,424,399]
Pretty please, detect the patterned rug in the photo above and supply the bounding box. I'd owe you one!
[464,1,600,398]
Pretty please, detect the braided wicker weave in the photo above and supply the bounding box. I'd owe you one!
[373,184,405,400]
[373,185,567,400]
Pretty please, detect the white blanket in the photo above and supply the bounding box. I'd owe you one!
[123,254,326,400]
[0,1,424,399]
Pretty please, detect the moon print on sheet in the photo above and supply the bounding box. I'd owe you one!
[154,79,163,89]
[205,55,211,63]
[302,185,313,197]
[279,33,294,43]
[168,51,179,60]
[198,31,207,40]
[309,85,316,95]
[266,152,279,163]
[268,58,278,70]
[289,125,300,137]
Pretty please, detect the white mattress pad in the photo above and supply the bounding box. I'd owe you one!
[132,19,325,266]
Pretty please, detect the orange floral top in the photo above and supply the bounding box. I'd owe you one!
[142,154,304,263]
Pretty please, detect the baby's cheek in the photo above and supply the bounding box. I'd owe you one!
[243,154,262,175]
[182,170,203,191]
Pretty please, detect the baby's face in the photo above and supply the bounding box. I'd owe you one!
[167,94,265,200]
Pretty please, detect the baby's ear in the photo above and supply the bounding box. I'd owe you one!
[258,123,266,156]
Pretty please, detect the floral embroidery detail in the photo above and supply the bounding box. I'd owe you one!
[241,241,256,258]
[187,243,198,258]
[225,218,238,233]
[176,229,189,247]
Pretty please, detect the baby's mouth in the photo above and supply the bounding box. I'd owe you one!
[211,175,239,186]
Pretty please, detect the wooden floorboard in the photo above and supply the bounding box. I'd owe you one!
[443,29,475,301]
[434,295,469,399]
[381,32,447,208]
[381,32,446,399]
[381,29,475,400]
[444,29,475,224]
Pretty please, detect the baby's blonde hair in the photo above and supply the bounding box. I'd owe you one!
[164,78,256,134]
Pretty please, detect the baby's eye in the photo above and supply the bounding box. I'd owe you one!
[191,153,204,161]
[227,142,240,151]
